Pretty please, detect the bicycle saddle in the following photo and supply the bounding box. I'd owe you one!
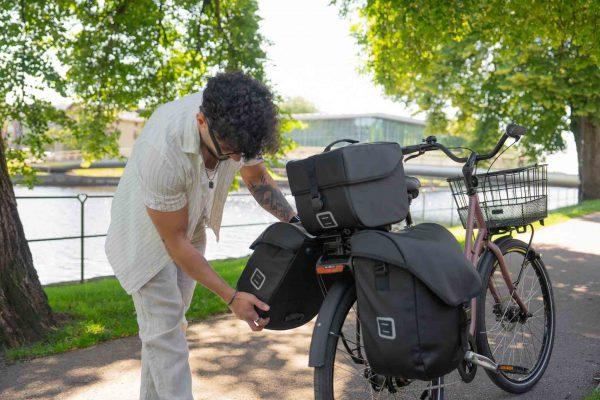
[405,176,421,200]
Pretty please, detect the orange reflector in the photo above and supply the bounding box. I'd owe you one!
[316,264,345,274]
[499,365,514,371]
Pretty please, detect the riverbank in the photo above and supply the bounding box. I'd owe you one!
[4,199,600,362]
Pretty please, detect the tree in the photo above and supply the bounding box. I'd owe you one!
[339,0,600,199]
[280,96,319,114]
[0,0,271,349]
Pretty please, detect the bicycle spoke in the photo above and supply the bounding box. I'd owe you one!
[481,245,554,387]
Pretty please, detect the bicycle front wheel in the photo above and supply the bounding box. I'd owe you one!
[314,284,445,400]
[476,237,556,394]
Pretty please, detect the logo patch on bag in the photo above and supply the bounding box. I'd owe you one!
[316,211,338,229]
[250,268,266,290]
[376,317,396,340]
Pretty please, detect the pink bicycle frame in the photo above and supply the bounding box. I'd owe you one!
[464,194,529,336]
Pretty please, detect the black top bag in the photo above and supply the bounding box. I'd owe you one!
[350,223,482,380]
[236,222,323,330]
[286,140,409,235]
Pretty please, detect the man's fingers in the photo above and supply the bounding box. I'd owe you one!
[239,292,269,312]
[246,321,261,332]
[246,321,256,331]
[252,297,270,312]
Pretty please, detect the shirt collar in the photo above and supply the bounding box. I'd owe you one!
[181,111,201,154]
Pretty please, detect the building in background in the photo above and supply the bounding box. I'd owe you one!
[43,107,144,161]
[289,113,426,147]
[286,113,468,166]
[114,111,145,157]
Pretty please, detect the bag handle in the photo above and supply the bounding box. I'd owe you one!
[323,139,359,152]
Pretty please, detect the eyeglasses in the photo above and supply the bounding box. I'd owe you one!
[200,107,243,161]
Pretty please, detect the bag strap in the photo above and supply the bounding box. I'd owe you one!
[323,138,359,152]
[374,262,390,291]
[307,157,323,211]
[459,305,470,352]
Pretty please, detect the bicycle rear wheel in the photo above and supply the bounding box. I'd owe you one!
[314,284,446,400]
[476,237,555,393]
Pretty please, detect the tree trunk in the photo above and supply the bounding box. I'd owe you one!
[0,139,54,349]
[572,116,600,201]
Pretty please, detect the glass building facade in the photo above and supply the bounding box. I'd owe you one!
[289,114,427,148]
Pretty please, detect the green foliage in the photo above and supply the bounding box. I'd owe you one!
[280,96,319,114]
[6,256,248,361]
[0,0,272,186]
[338,0,600,158]
[584,389,600,400]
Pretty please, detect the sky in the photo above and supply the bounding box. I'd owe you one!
[257,0,577,173]
[257,0,422,117]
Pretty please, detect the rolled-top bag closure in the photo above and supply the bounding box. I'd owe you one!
[350,223,482,306]
[249,221,308,251]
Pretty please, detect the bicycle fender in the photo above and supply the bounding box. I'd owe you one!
[308,279,355,368]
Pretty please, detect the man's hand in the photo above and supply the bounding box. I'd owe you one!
[229,292,271,331]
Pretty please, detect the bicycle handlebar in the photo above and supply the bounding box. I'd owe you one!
[403,123,526,164]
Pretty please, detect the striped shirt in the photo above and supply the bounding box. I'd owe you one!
[105,91,262,294]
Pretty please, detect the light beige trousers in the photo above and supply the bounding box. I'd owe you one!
[132,237,205,400]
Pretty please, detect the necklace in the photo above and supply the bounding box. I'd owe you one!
[204,160,220,189]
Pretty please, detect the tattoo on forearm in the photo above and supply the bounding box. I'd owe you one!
[248,174,295,222]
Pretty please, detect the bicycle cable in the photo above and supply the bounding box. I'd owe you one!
[479,137,518,198]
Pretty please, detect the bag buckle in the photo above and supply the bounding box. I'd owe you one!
[311,193,323,210]
[374,263,388,277]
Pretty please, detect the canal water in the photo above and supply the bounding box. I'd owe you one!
[14,184,578,285]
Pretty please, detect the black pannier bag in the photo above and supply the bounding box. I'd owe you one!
[286,140,409,235]
[350,223,482,380]
[236,222,323,330]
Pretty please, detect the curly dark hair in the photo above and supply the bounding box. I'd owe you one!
[201,71,279,160]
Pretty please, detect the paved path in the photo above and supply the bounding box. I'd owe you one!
[1,214,599,400]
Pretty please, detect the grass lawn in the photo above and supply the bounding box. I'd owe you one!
[5,257,247,362]
[584,389,600,400]
[68,167,124,178]
[5,200,600,362]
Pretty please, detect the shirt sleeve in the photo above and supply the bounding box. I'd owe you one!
[134,143,188,212]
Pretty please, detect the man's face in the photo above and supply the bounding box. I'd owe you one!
[197,112,243,162]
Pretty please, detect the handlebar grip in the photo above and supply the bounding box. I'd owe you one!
[506,123,526,139]
[402,144,423,155]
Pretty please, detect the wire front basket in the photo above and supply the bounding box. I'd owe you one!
[447,164,548,230]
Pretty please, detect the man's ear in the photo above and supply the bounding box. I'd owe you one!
[197,112,207,126]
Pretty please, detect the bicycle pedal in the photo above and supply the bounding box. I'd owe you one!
[498,364,529,375]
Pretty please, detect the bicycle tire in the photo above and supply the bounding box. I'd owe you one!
[476,238,555,394]
[314,284,444,399]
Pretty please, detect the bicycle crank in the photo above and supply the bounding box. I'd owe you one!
[464,351,530,375]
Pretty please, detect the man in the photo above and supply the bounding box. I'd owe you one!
[105,71,298,400]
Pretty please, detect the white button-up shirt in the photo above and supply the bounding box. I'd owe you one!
[105,91,262,294]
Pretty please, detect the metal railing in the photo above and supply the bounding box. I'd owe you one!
[15,192,280,283]
[16,186,579,284]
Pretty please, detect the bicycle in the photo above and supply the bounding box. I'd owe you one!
[308,124,556,399]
